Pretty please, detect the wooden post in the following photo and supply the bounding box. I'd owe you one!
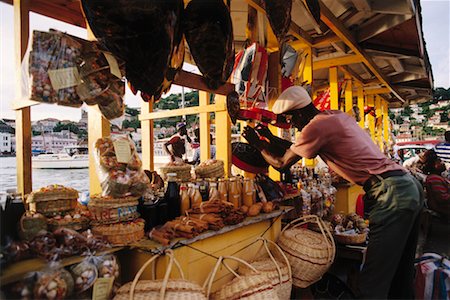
[367,94,375,141]
[383,100,389,148]
[141,101,154,171]
[303,47,315,167]
[87,24,111,195]
[345,76,353,115]
[199,91,211,162]
[329,67,339,110]
[14,0,32,196]
[215,95,232,177]
[375,96,383,149]
[357,85,365,128]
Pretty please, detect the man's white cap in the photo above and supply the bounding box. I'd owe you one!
[272,86,312,114]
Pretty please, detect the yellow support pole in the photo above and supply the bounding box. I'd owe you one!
[87,23,111,195]
[357,85,365,128]
[215,95,231,177]
[375,96,383,149]
[303,46,315,167]
[383,100,389,148]
[267,51,281,181]
[199,91,211,162]
[329,67,339,110]
[367,94,375,142]
[345,76,353,115]
[141,101,154,171]
[14,0,32,196]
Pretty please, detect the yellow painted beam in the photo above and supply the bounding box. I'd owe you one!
[345,76,353,114]
[319,1,406,103]
[302,47,313,86]
[313,55,363,71]
[357,86,365,128]
[199,91,211,162]
[214,95,231,177]
[329,67,339,110]
[364,88,391,95]
[366,95,375,141]
[141,101,154,171]
[139,103,226,121]
[375,96,383,149]
[267,52,281,181]
[383,100,389,147]
[14,0,32,196]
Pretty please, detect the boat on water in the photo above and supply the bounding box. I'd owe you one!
[32,146,89,169]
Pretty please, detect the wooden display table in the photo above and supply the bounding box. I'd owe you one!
[334,183,364,214]
[118,208,288,292]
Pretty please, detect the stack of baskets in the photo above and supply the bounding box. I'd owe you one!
[114,250,206,300]
[277,215,336,288]
[238,238,292,300]
[26,184,78,216]
[194,160,224,179]
[160,163,192,182]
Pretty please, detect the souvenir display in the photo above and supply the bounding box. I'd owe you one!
[94,136,150,197]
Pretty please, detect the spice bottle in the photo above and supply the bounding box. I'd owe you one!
[191,184,202,207]
[165,173,180,221]
[228,177,241,208]
[180,183,190,215]
[242,178,255,207]
[217,178,228,202]
[209,182,220,202]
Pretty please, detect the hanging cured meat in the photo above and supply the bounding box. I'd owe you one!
[263,0,292,47]
[81,0,184,102]
[184,0,235,90]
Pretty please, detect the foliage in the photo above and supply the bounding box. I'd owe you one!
[122,119,141,130]
[395,115,404,125]
[432,87,450,101]
[125,106,140,116]
[53,122,80,134]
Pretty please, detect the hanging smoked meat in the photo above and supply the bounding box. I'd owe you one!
[183,0,235,90]
[263,0,292,47]
[81,0,184,102]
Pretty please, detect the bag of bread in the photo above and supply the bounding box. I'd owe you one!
[94,136,150,197]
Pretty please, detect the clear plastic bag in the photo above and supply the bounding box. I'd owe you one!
[70,257,98,294]
[94,136,150,197]
[33,263,74,300]
[25,30,126,119]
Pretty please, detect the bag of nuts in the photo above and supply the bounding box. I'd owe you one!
[70,258,98,295]
[33,265,74,300]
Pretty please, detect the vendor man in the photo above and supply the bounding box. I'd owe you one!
[243,86,423,299]
[164,122,192,162]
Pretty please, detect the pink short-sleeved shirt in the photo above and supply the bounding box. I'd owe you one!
[290,110,404,185]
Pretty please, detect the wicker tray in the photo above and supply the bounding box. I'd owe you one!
[29,199,78,216]
[47,216,90,232]
[160,164,192,182]
[195,160,224,179]
[92,219,145,245]
[334,232,367,245]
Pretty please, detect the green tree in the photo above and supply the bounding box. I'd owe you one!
[395,115,404,125]
[53,122,80,134]
[125,106,140,117]
[401,106,413,117]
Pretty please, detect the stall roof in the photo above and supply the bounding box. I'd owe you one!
[3,0,433,106]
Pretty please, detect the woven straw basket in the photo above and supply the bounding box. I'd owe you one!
[114,250,206,300]
[195,160,225,179]
[160,165,192,182]
[334,232,367,245]
[238,238,292,300]
[277,215,336,288]
[204,255,279,300]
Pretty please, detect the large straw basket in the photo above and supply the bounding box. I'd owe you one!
[277,215,335,288]
[88,195,140,225]
[92,219,145,245]
[194,160,224,179]
[160,164,192,182]
[334,232,367,245]
[114,250,206,300]
[238,238,292,300]
[204,256,279,300]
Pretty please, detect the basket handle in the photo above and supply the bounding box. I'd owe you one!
[203,255,259,298]
[129,250,185,300]
[281,215,335,263]
[254,237,283,285]
[258,237,292,283]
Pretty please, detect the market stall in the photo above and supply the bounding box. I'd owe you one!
[2,0,434,299]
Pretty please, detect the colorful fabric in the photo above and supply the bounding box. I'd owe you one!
[289,110,404,185]
[435,142,450,163]
[415,253,450,299]
[425,174,450,217]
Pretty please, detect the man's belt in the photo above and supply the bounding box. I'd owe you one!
[363,170,407,192]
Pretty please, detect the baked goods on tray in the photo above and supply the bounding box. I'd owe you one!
[88,195,140,225]
[91,218,145,245]
[26,185,79,216]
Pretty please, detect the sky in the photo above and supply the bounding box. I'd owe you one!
[0,1,449,122]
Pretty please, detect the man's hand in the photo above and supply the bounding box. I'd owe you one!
[242,126,262,149]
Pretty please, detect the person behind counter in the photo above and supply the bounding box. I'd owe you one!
[164,122,192,162]
[435,130,450,165]
[422,149,450,219]
[242,86,424,299]
[187,128,216,166]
